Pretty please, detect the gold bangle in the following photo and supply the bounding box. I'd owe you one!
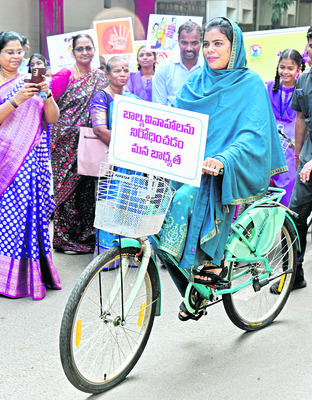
[8,98,17,109]
[12,96,20,106]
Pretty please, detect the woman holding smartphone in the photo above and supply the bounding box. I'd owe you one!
[0,31,61,300]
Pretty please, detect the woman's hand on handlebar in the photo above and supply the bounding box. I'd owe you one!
[202,157,224,176]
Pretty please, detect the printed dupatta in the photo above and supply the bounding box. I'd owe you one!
[0,76,44,196]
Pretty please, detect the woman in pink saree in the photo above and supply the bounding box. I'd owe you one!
[0,31,61,300]
[50,34,108,254]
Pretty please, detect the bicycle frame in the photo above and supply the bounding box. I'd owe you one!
[117,187,299,316]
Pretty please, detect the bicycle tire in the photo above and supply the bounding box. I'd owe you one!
[223,217,297,331]
[59,246,159,394]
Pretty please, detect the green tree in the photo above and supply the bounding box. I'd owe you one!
[268,0,294,28]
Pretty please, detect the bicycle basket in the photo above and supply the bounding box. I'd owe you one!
[94,163,176,238]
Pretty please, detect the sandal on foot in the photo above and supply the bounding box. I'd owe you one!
[178,301,204,322]
[192,258,228,286]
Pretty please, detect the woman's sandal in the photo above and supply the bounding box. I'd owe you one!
[192,258,228,286]
[178,301,204,322]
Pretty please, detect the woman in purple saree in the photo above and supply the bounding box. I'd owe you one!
[0,31,61,300]
[50,34,108,253]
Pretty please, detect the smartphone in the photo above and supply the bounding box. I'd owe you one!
[24,67,46,84]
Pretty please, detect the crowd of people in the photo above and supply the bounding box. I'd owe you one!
[0,19,312,311]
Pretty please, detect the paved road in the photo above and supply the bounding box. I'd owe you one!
[1,235,312,400]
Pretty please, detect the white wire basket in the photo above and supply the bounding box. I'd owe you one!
[94,163,176,238]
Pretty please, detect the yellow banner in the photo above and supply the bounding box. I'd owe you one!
[244,26,309,83]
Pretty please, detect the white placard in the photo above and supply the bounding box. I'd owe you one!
[109,95,208,187]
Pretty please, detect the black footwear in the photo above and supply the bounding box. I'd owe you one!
[178,301,204,322]
[270,279,307,295]
[292,279,307,290]
[192,258,228,286]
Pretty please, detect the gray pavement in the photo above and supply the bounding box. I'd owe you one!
[1,233,312,400]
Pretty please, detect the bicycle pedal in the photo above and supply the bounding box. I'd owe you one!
[209,279,231,290]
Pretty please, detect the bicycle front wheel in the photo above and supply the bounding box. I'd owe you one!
[59,246,159,394]
[223,217,297,331]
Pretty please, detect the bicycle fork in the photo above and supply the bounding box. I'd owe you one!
[105,237,159,322]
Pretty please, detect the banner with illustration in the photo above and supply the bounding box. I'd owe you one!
[109,95,209,187]
[146,14,203,52]
[93,17,135,57]
[47,29,100,74]
[244,26,309,83]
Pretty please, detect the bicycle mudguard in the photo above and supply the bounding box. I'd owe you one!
[285,211,301,251]
[112,237,158,264]
[112,237,162,316]
[227,206,286,257]
[112,237,142,250]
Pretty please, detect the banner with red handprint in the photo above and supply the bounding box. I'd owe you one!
[94,17,135,57]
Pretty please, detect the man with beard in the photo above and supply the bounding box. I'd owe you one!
[152,21,203,105]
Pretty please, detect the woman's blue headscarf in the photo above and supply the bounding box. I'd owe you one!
[172,18,288,267]
[174,18,287,205]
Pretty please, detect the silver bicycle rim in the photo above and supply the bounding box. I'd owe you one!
[69,254,154,384]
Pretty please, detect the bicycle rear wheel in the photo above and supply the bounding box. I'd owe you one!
[223,217,297,331]
[59,246,159,394]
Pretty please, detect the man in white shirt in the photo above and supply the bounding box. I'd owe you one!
[152,21,203,106]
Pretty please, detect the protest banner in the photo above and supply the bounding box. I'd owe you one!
[146,14,203,52]
[93,17,135,58]
[109,95,208,187]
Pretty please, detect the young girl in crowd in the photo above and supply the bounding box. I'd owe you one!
[267,49,305,206]
[28,52,52,77]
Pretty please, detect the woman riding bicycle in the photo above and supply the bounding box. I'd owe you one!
[155,17,288,321]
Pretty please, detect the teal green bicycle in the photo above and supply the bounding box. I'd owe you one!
[59,164,299,394]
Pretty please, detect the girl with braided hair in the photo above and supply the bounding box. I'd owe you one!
[267,48,305,206]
